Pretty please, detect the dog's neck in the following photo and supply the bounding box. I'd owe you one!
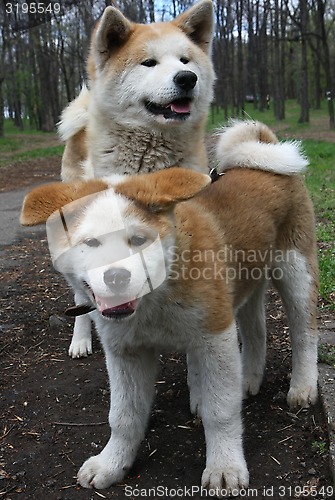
[87,117,209,177]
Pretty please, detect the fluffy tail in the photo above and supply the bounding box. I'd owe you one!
[58,85,89,142]
[216,120,308,175]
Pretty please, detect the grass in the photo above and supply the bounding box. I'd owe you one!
[207,98,330,133]
[0,119,63,166]
[318,344,335,368]
[312,439,328,456]
[304,140,335,309]
[3,117,52,135]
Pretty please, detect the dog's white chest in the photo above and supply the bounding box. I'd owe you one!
[95,297,202,352]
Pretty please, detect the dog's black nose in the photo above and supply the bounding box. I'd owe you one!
[174,71,197,91]
[103,268,131,292]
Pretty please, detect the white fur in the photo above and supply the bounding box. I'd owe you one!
[68,293,93,358]
[58,85,89,142]
[237,279,268,397]
[238,249,318,409]
[272,251,318,407]
[216,121,309,175]
[86,27,215,178]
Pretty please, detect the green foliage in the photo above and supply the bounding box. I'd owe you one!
[207,99,330,132]
[0,120,63,166]
[9,145,65,161]
[318,344,335,368]
[3,118,44,134]
[312,439,328,456]
[304,141,335,309]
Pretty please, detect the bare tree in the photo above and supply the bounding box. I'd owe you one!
[298,0,310,123]
[1,0,335,131]
[316,0,334,128]
[271,0,286,120]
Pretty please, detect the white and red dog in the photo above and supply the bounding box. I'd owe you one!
[21,122,318,492]
[59,0,215,182]
[58,0,215,358]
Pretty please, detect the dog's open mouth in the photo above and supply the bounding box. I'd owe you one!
[95,295,137,320]
[64,282,137,320]
[145,98,192,120]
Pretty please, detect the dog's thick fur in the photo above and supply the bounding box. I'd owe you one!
[58,0,215,182]
[21,122,319,492]
[58,0,215,357]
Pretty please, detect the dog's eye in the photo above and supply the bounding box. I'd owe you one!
[83,238,101,247]
[141,59,157,67]
[180,57,189,65]
[129,235,147,247]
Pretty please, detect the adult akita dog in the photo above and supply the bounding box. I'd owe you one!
[58,0,215,358]
[21,122,318,492]
[59,0,215,182]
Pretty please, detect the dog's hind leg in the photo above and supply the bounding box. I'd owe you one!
[272,250,319,409]
[187,350,202,417]
[237,279,267,398]
[68,292,93,358]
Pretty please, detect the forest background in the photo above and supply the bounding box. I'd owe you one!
[0,0,335,136]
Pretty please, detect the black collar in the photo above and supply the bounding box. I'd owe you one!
[209,167,225,183]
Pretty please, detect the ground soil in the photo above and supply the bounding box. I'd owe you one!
[0,155,334,500]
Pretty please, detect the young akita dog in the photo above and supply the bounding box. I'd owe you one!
[58,0,215,358]
[21,123,318,492]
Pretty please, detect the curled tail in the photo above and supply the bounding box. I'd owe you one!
[216,120,308,175]
[58,85,89,142]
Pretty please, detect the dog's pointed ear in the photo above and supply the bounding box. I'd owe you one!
[89,6,133,72]
[20,179,109,226]
[114,167,211,211]
[173,0,214,55]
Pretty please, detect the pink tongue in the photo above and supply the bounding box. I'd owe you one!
[95,295,136,314]
[170,101,191,114]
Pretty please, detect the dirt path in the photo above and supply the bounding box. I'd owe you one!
[271,116,335,142]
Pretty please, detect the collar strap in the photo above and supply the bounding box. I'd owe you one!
[209,167,225,183]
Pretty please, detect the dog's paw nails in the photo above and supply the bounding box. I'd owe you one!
[287,384,318,409]
[68,339,93,358]
[77,455,124,490]
[201,464,249,497]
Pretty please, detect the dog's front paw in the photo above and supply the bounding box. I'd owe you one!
[242,363,265,398]
[68,337,93,358]
[287,383,318,409]
[77,454,126,489]
[201,462,249,497]
[242,372,262,398]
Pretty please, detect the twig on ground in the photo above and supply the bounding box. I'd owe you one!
[52,421,107,427]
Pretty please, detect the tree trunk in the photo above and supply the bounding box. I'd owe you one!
[236,0,245,116]
[317,0,335,129]
[272,0,285,120]
[298,0,309,123]
[0,77,4,138]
